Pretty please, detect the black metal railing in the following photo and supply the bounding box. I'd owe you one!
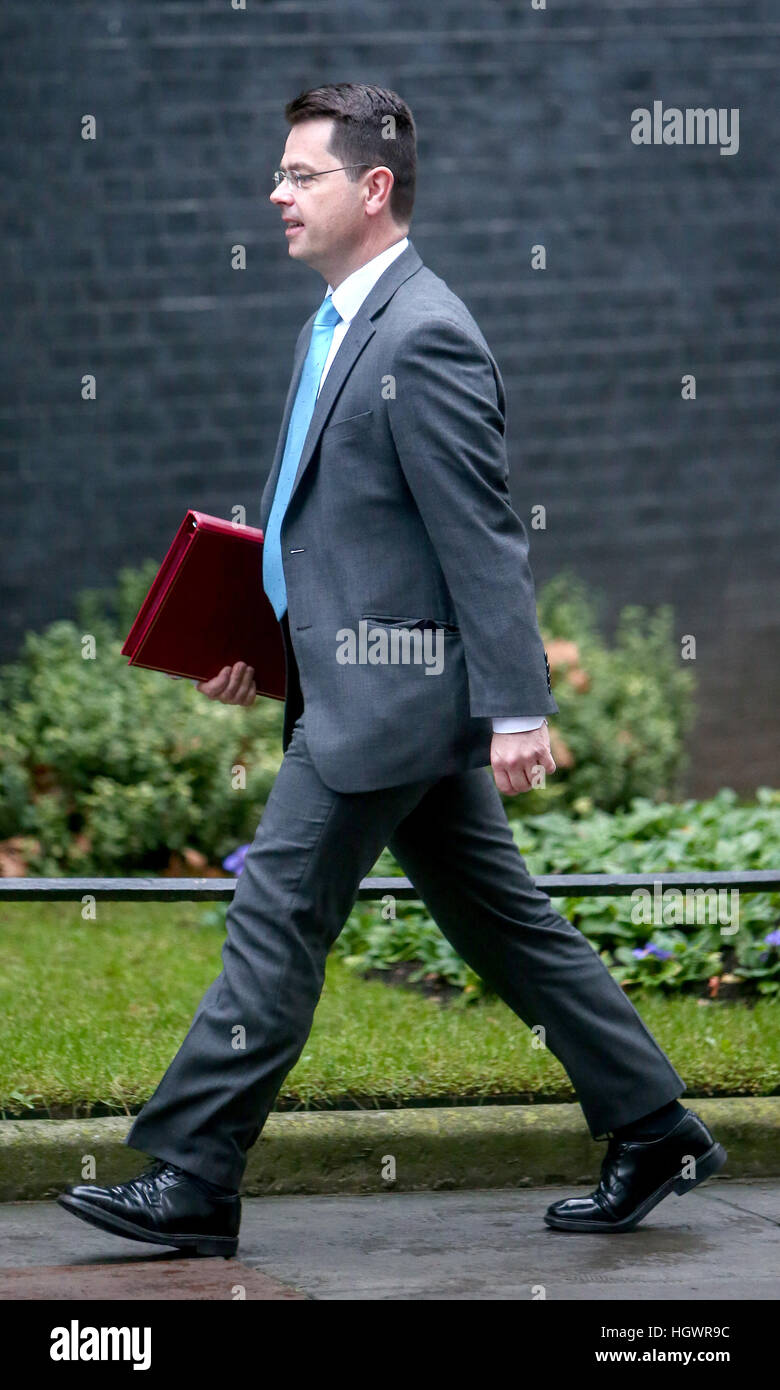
[1,870,778,902]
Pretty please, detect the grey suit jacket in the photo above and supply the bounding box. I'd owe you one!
[259,238,559,793]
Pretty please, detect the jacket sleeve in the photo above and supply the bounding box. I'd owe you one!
[386,315,558,719]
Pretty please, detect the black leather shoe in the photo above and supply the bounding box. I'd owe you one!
[57,1160,240,1257]
[544,1108,727,1233]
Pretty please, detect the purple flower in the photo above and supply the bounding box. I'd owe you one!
[222,843,250,875]
[763,929,780,949]
[632,943,674,961]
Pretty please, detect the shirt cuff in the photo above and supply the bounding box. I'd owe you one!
[491,716,547,733]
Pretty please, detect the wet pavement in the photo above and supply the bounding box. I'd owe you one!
[0,1177,776,1300]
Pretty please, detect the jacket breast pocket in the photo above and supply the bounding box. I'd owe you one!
[321,408,374,444]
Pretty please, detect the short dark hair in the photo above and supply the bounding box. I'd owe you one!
[284,82,416,227]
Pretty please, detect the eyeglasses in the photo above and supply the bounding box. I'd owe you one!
[272,165,371,191]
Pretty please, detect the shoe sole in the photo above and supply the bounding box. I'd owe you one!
[56,1193,239,1258]
[543,1140,728,1233]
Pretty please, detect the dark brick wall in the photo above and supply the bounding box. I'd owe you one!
[2,0,777,795]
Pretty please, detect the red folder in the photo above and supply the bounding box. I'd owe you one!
[121,510,287,701]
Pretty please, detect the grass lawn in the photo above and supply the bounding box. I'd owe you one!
[1,902,777,1118]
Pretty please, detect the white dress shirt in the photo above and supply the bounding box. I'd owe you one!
[315,237,545,734]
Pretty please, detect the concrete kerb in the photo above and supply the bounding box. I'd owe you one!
[0,1098,777,1202]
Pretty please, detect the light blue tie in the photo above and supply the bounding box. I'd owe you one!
[262,293,342,620]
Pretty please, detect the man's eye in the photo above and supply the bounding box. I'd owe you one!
[297,175,313,187]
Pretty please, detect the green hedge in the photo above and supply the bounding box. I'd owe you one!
[0,564,699,876]
[327,788,780,1000]
[525,570,697,814]
[0,562,284,875]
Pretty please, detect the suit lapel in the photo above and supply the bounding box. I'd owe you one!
[259,240,423,534]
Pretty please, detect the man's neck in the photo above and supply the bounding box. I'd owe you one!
[324,230,408,290]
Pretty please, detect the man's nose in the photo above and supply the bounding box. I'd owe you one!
[270,183,292,206]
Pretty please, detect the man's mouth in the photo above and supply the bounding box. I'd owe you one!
[284,220,304,235]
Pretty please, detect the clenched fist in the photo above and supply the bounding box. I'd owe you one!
[490,722,556,795]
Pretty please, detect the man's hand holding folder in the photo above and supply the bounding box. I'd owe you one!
[195,661,257,706]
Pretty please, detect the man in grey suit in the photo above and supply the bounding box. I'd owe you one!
[58,83,725,1256]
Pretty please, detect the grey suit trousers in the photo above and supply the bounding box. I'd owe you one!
[124,658,685,1192]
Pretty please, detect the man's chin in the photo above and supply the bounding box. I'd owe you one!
[288,239,319,272]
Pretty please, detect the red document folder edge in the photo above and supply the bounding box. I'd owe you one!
[121,510,287,701]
